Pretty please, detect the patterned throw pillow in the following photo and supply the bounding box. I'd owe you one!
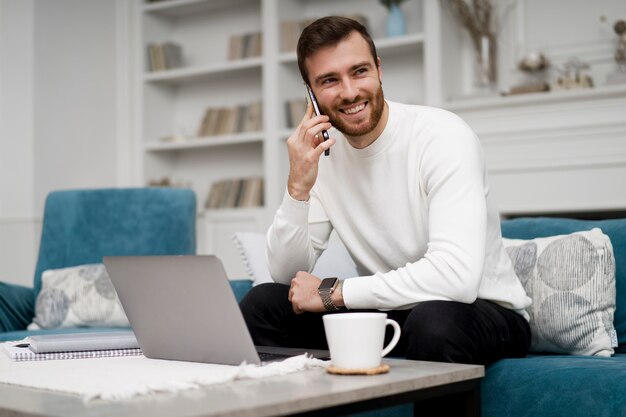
[29,264,129,329]
[504,228,617,356]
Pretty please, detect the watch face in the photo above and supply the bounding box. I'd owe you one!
[319,277,338,290]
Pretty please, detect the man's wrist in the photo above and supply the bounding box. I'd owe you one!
[287,179,310,202]
[287,188,310,202]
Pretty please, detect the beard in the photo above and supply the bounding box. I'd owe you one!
[320,83,385,137]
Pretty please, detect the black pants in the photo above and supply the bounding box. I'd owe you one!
[239,283,531,365]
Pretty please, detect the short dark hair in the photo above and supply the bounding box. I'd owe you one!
[297,16,378,85]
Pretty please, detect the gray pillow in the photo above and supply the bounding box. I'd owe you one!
[504,228,617,356]
[29,264,129,330]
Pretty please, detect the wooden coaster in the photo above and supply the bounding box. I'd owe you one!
[327,363,390,375]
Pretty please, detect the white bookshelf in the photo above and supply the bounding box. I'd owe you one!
[143,57,263,85]
[135,0,626,279]
[135,0,432,277]
[144,131,265,152]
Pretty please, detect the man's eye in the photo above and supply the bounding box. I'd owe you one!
[321,78,336,85]
[355,68,367,75]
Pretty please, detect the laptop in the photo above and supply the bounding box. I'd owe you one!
[103,255,329,365]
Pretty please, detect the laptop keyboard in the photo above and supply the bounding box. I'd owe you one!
[258,352,293,362]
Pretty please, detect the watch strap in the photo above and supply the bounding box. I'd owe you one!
[319,278,341,312]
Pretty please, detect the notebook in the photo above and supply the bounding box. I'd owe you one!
[3,340,141,362]
[103,255,329,366]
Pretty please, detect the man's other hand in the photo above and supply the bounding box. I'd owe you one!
[288,271,324,314]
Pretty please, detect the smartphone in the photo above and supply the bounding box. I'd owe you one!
[305,84,330,156]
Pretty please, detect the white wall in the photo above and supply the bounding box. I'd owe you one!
[0,0,37,286]
[0,0,125,286]
[32,0,119,213]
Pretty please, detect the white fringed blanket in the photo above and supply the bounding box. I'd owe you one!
[0,346,327,402]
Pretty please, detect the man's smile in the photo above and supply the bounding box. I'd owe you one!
[340,102,367,116]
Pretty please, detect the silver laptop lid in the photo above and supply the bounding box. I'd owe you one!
[103,255,261,365]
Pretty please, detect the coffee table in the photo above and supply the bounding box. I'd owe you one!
[0,358,483,417]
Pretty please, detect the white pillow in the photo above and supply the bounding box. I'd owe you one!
[232,232,358,285]
[29,264,129,330]
[504,228,617,356]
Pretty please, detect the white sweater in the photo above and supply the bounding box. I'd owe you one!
[267,101,531,319]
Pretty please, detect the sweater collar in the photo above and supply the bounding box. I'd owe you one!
[340,100,397,159]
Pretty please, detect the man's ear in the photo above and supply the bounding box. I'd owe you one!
[377,56,383,83]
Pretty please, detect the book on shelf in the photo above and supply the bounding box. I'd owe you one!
[205,177,264,210]
[285,98,307,128]
[228,31,263,60]
[2,331,142,362]
[146,42,183,72]
[197,101,263,138]
[280,15,368,53]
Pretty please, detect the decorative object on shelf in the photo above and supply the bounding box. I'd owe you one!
[553,57,594,91]
[280,15,369,52]
[505,52,550,96]
[147,177,191,188]
[380,0,407,37]
[197,101,263,138]
[285,98,307,129]
[205,177,264,209]
[159,134,189,144]
[606,19,626,85]
[228,31,263,60]
[518,52,549,73]
[146,42,183,72]
[445,0,499,92]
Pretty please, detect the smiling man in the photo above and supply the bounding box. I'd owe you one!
[239,16,532,366]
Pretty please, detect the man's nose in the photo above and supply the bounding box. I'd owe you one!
[339,79,359,102]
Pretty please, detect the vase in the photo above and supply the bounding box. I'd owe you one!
[474,34,498,92]
[386,3,406,37]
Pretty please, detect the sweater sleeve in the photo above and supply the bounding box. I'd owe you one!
[266,188,333,284]
[343,119,488,310]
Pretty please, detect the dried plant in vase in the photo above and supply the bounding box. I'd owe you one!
[445,0,498,89]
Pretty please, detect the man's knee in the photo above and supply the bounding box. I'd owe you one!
[402,300,476,363]
[239,282,290,319]
[240,282,287,305]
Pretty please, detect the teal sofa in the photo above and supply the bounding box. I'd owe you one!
[0,188,197,341]
[3,198,626,416]
[229,217,626,417]
[482,217,626,417]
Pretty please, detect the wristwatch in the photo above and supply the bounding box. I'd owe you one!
[318,277,341,312]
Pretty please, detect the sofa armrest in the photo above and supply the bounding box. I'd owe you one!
[0,281,35,332]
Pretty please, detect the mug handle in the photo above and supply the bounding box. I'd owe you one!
[381,319,401,357]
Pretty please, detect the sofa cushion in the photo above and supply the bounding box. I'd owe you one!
[0,282,34,333]
[501,217,626,350]
[30,264,129,330]
[482,353,626,417]
[503,229,616,356]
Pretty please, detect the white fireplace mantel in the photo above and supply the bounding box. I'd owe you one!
[445,85,626,216]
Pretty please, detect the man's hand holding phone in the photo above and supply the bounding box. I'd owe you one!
[286,102,335,201]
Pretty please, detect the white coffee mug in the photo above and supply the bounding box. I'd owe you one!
[323,312,401,370]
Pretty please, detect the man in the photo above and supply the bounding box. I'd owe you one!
[240,16,531,365]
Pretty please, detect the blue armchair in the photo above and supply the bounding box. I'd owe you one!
[0,188,197,341]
